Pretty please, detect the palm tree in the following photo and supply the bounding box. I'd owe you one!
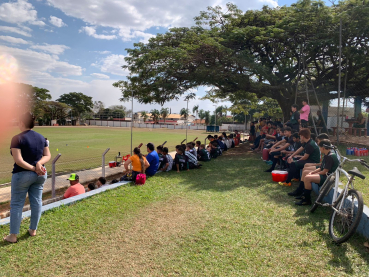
[150,109,160,124]
[204,111,210,126]
[160,107,169,123]
[192,105,199,125]
[180,108,189,120]
[141,111,148,122]
[198,109,205,125]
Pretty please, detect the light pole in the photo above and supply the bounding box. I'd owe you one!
[213,104,217,134]
[186,98,189,142]
[131,90,133,156]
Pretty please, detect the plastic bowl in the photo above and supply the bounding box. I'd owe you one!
[271,170,288,182]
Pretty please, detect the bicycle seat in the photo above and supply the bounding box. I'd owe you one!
[348,167,366,180]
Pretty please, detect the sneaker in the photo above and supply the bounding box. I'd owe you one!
[278,182,292,187]
[295,199,312,206]
[291,178,300,182]
[266,161,273,165]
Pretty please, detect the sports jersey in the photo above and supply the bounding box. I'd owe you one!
[174,154,189,171]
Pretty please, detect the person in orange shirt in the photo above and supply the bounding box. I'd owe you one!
[63,174,85,199]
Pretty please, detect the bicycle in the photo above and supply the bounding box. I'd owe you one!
[310,145,369,244]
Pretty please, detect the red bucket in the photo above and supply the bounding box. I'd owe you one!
[109,161,116,168]
[271,170,288,182]
[262,149,269,161]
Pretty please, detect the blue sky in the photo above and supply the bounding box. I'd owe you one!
[0,0,304,114]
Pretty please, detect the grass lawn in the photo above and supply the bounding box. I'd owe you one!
[0,126,208,184]
[1,144,368,276]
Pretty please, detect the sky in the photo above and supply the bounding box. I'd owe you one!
[0,0,298,114]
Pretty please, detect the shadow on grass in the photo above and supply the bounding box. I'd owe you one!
[171,144,369,272]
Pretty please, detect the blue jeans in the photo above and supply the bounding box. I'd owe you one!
[10,171,47,234]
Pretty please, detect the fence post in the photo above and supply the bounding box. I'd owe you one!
[102,148,110,177]
[51,153,62,198]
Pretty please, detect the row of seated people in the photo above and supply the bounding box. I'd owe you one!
[62,133,241,197]
[257,127,339,206]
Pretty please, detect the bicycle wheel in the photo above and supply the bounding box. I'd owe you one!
[310,174,335,213]
[329,189,363,244]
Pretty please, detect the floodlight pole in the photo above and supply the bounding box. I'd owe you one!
[186,99,188,143]
[131,90,133,156]
[336,19,342,144]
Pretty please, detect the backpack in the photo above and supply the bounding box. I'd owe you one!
[135,173,146,185]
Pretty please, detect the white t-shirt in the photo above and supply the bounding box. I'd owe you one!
[46,140,50,147]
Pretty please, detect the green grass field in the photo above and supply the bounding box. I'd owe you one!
[0,126,208,184]
[1,145,368,276]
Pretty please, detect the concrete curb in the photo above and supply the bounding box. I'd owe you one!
[0,181,130,226]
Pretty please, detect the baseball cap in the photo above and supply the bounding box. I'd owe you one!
[67,173,79,181]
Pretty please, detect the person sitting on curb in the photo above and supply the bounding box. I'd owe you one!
[295,139,339,206]
[174,145,189,172]
[145,142,160,177]
[279,128,321,186]
[96,177,107,188]
[124,147,150,182]
[198,144,211,161]
[88,183,97,191]
[63,174,85,199]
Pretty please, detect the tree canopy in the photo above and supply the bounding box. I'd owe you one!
[57,92,93,119]
[113,0,369,119]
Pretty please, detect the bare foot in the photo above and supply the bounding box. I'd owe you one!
[28,229,37,237]
[3,234,17,243]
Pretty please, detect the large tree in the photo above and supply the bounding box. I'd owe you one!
[57,92,93,121]
[114,0,369,119]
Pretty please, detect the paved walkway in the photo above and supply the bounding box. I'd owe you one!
[0,151,178,204]
[0,165,124,203]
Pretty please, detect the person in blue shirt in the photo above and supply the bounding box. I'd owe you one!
[145,142,160,176]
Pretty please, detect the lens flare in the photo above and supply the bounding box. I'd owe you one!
[0,53,25,146]
[0,54,18,84]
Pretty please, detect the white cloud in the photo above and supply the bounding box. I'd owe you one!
[0,26,31,37]
[49,16,67,27]
[46,0,277,34]
[91,73,110,79]
[91,50,111,55]
[30,43,70,55]
[80,26,117,40]
[92,54,129,76]
[0,0,45,26]
[0,45,82,77]
[119,29,155,43]
[0,35,29,44]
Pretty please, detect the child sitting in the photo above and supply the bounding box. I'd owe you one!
[295,139,339,206]
[196,140,201,152]
[157,145,170,172]
[174,145,189,172]
[198,144,211,161]
[185,143,199,169]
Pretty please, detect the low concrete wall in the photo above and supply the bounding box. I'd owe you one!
[312,183,369,239]
[0,181,130,226]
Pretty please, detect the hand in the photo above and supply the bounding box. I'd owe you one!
[35,162,46,176]
[287,157,293,164]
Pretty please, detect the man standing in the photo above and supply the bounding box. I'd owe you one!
[285,104,300,132]
[299,99,310,128]
[145,142,159,177]
[63,174,85,199]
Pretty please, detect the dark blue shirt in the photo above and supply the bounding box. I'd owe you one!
[145,150,159,176]
[10,130,47,174]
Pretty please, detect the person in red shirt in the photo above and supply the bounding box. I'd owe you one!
[63,173,85,199]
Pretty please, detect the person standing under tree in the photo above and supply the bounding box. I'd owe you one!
[299,100,310,128]
[4,112,51,243]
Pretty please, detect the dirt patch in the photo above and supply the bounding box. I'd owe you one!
[61,197,207,277]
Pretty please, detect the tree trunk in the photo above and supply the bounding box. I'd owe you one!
[277,98,294,122]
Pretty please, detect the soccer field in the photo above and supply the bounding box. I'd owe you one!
[0,126,208,184]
